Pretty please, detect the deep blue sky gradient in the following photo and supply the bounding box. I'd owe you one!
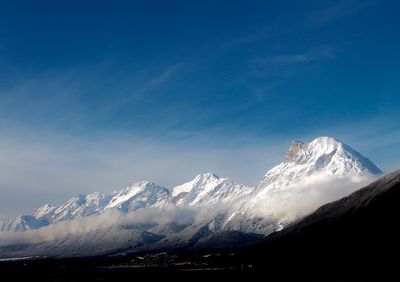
[0,0,399,217]
[0,0,398,140]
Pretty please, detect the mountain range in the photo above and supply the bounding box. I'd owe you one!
[0,136,383,258]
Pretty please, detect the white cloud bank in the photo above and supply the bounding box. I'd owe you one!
[241,171,377,226]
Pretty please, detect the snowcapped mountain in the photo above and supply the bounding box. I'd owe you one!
[0,175,248,232]
[256,136,382,192]
[0,136,384,258]
[172,173,253,207]
[212,136,382,234]
[0,181,172,232]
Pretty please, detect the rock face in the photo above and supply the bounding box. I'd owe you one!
[284,140,305,163]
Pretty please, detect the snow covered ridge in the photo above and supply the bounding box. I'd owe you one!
[172,172,253,207]
[0,174,252,232]
[0,136,382,233]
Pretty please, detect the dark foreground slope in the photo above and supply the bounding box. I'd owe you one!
[240,169,400,278]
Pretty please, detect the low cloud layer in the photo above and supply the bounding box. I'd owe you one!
[0,206,202,247]
[245,171,376,224]
[0,203,240,257]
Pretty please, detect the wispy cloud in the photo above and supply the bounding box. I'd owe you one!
[245,46,335,98]
[0,62,185,132]
[147,64,182,87]
[309,0,378,25]
[96,63,184,114]
[224,30,268,48]
[261,47,334,65]
[252,45,334,68]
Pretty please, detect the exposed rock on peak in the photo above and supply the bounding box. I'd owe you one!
[284,140,305,163]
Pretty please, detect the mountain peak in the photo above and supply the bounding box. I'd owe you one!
[284,136,344,163]
[308,136,344,152]
[132,180,152,186]
[106,180,169,208]
[257,136,382,191]
[171,173,220,199]
[312,136,341,143]
[194,172,220,181]
[33,204,56,219]
[171,172,252,207]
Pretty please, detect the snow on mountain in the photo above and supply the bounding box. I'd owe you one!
[256,136,382,192]
[0,181,172,232]
[214,136,382,234]
[0,215,49,233]
[33,204,57,219]
[0,173,251,232]
[0,136,383,256]
[105,181,172,212]
[172,173,253,207]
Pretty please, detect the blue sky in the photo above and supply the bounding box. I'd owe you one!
[0,0,399,217]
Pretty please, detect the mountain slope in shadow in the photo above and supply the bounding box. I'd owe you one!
[241,169,400,277]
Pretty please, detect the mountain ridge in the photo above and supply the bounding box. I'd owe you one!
[0,173,249,232]
[0,135,383,253]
